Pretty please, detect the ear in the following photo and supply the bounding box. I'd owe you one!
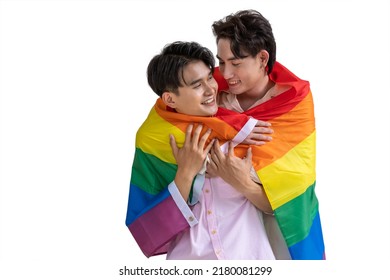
[161,91,178,108]
[257,50,269,67]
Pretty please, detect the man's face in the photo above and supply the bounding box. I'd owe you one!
[216,38,264,97]
[164,61,218,116]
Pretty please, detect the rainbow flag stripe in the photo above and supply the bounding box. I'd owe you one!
[126,62,325,259]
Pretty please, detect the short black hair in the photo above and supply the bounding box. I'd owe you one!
[212,9,276,73]
[147,41,215,97]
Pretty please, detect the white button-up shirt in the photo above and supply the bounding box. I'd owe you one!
[166,177,275,260]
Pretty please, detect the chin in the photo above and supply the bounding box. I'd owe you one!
[227,87,239,95]
[210,108,218,116]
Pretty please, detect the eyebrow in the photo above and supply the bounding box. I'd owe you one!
[187,70,213,86]
[216,54,237,61]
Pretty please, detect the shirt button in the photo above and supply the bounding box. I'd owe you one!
[205,189,210,193]
[211,229,217,235]
[207,210,212,215]
[188,216,194,222]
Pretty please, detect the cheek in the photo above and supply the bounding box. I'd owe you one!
[239,69,253,82]
[210,80,218,91]
[185,95,202,108]
[212,105,219,114]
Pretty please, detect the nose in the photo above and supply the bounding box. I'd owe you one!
[221,64,234,80]
[205,79,217,95]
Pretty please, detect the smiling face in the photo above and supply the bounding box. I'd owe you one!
[162,60,218,117]
[216,38,269,98]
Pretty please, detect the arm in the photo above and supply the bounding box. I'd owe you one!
[170,123,214,201]
[126,123,214,257]
[126,184,195,257]
[208,140,273,213]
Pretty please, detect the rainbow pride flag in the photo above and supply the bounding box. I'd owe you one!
[126,62,325,259]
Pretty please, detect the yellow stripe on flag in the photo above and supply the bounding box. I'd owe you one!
[258,131,316,209]
[136,108,185,164]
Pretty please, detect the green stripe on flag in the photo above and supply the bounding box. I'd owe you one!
[131,148,177,194]
[274,182,319,246]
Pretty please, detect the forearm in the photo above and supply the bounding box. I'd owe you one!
[239,179,273,213]
[174,168,196,201]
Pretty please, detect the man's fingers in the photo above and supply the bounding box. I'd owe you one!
[204,138,215,154]
[252,126,274,134]
[244,139,268,146]
[211,140,223,163]
[191,123,203,144]
[254,134,273,141]
[245,146,253,163]
[199,128,212,149]
[169,134,178,157]
[184,123,194,145]
[256,120,272,127]
[228,141,235,157]
[206,156,218,177]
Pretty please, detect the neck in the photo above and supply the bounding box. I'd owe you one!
[237,75,274,111]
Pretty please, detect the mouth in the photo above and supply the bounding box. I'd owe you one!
[228,80,240,86]
[201,97,215,105]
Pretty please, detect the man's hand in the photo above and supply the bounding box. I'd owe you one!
[208,140,273,213]
[241,120,273,145]
[170,123,214,200]
[208,140,253,190]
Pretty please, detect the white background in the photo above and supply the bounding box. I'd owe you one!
[1,0,389,279]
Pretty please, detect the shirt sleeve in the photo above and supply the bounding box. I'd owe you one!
[168,181,198,226]
[126,181,198,258]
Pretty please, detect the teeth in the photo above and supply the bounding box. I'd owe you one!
[203,98,213,104]
[229,80,239,85]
